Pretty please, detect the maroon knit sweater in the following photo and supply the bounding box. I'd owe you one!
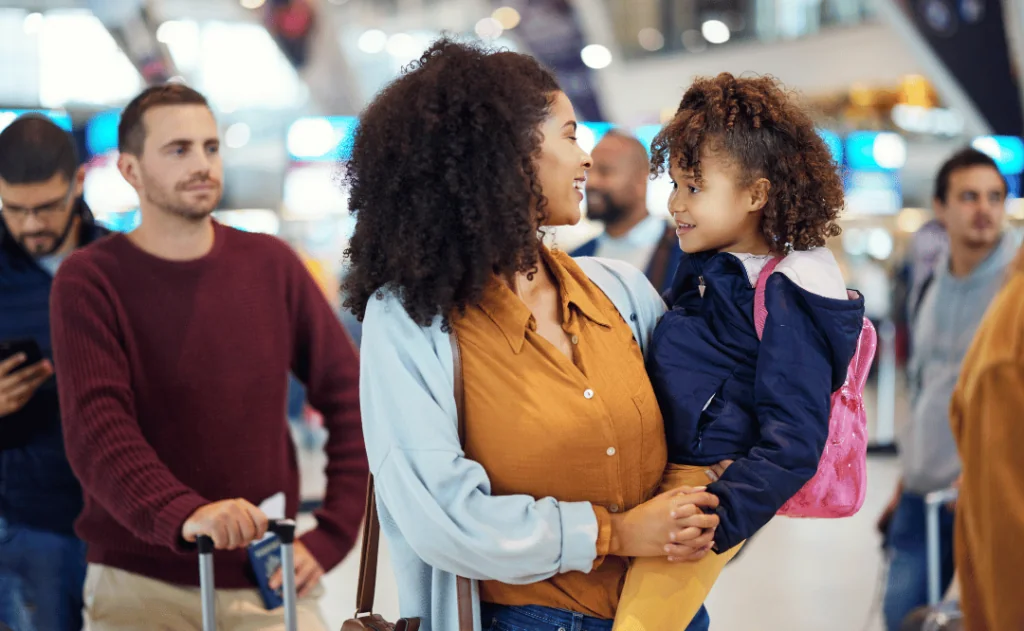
[50,223,368,587]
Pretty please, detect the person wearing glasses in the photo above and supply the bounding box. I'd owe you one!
[0,114,110,631]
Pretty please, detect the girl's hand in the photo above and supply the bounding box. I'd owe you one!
[705,459,734,483]
[608,486,720,560]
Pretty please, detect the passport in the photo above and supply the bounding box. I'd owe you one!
[248,533,284,610]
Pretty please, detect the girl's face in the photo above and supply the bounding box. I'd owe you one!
[667,149,771,255]
[534,91,593,227]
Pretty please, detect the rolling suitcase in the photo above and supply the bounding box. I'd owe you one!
[901,487,963,631]
[196,519,300,631]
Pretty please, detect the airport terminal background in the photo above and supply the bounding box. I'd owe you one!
[2,0,1024,629]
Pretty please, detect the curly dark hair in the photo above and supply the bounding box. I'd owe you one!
[341,38,561,326]
[651,73,843,252]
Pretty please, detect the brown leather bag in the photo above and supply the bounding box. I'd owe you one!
[341,332,475,631]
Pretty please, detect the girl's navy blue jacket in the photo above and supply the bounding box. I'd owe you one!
[648,249,866,552]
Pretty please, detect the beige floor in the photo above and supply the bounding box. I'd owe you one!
[300,448,901,631]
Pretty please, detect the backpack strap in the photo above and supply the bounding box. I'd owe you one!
[753,256,783,340]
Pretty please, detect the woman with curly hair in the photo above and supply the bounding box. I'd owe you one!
[346,40,721,631]
[612,73,867,630]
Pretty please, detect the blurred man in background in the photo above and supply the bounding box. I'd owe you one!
[50,84,367,630]
[572,130,680,292]
[879,148,1016,630]
[0,114,109,631]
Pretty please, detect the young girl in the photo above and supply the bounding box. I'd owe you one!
[613,74,867,630]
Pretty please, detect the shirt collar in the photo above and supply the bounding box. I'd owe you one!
[477,247,612,353]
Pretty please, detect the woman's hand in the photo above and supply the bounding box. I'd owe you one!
[608,486,720,562]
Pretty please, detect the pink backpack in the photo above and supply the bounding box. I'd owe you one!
[754,257,877,519]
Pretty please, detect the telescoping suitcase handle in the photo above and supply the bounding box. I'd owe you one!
[924,487,959,606]
[197,518,299,631]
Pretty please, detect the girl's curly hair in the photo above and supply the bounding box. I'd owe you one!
[341,38,560,326]
[651,73,843,252]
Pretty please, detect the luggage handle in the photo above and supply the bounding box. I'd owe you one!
[197,518,299,631]
[925,488,959,606]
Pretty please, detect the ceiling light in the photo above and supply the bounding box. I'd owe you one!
[23,12,42,35]
[701,19,731,44]
[240,0,266,9]
[493,7,521,29]
[386,33,421,60]
[288,117,338,159]
[358,29,387,54]
[681,30,707,52]
[580,44,612,70]
[225,123,252,149]
[872,133,907,170]
[638,28,665,51]
[475,17,504,41]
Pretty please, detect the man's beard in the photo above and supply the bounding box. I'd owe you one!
[18,231,62,256]
[586,190,630,226]
[17,212,76,257]
[144,177,221,221]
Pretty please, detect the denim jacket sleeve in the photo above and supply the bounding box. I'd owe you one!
[360,291,602,583]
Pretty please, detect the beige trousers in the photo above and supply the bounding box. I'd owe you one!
[83,564,328,631]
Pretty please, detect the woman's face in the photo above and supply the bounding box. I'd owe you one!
[534,91,593,227]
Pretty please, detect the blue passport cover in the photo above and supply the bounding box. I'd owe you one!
[248,534,284,610]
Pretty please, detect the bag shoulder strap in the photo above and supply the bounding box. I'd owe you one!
[355,328,473,630]
[753,256,783,340]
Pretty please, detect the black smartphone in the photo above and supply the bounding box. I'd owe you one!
[0,338,44,373]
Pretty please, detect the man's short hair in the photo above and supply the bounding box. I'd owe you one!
[118,83,211,156]
[0,114,79,185]
[935,148,1005,203]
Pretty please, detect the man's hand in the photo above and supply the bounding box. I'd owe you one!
[181,499,269,550]
[0,354,53,417]
[877,482,903,537]
[269,540,324,598]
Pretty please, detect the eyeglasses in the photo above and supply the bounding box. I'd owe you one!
[0,184,74,221]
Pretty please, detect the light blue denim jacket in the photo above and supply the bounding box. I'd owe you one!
[359,257,666,631]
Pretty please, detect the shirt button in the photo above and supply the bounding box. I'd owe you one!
[630,313,638,322]
[584,389,594,399]
[609,504,620,513]
[606,447,616,456]
[571,335,579,345]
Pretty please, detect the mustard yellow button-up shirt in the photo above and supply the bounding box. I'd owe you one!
[454,248,667,619]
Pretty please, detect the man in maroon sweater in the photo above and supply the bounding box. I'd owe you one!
[50,84,367,629]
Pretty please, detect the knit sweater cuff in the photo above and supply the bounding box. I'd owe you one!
[154,493,211,552]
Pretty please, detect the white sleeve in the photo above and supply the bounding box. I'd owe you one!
[360,293,601,583]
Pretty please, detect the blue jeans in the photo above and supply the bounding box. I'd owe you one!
[882,493,955,631]
[481,603,710,631]
[0,518,88,631]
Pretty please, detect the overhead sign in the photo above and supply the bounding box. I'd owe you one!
[846,131,908,172]
[286,116,357,162]
[86,109,122,157]
[971,135,1024,175]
